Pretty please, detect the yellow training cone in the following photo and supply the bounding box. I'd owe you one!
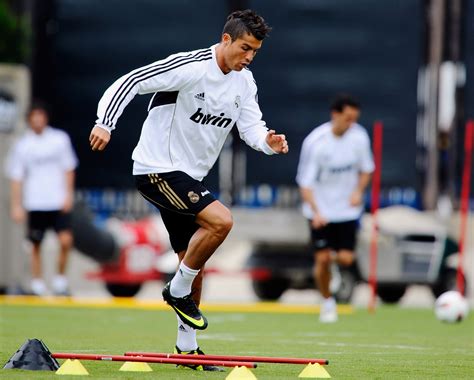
[56,359,89,375]
[119,361,153,372]
[226,365,258,380]
[298,363,331,378]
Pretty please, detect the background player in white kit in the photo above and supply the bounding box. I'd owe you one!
[5,103,78,296]
[296,94,374,323]
[89,9,288,370]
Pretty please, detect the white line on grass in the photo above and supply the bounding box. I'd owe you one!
[311,342,427,350]
[209,314,247,323]
[198,333,244,341]
[300,332,357,338]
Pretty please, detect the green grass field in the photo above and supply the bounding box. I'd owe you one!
[0,300,473,379]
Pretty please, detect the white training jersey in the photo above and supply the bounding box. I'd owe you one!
[5,127,78,211]
[296,122,374,222]
[95,44,275,181]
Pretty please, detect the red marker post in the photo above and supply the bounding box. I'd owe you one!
[457,120,473,295]
[368,121,383,312]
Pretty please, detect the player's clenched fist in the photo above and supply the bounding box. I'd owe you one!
[266,129,289,154]
[89,125,111,151]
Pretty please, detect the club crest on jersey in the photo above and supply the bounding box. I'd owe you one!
[234,95,241,109]
[189,108,232,128]
[188,191,200,203]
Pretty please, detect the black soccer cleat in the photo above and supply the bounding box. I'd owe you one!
[162,282,208,330]
[174,346,223,372]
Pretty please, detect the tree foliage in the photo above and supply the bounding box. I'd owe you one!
[0,0,30,63]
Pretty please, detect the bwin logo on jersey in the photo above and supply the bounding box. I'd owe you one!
[190,108,232,128]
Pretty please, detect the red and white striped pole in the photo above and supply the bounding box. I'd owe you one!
[368,121,383,312]
[457,120,473,295]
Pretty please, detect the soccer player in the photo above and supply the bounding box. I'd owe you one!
[5,103,78,296]
[89,9,288,369]
[296,94,374,323]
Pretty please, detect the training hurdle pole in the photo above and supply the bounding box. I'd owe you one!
[457,120,473,295]
[368,121,383,313]
[124,352,329,365]
[52,353,256,368]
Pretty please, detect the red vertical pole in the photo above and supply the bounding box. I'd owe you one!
[368,121,383,312]
[457,120,473,295]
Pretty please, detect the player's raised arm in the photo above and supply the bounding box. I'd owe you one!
[236,72,288,155]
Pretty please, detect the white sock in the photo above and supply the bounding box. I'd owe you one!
[52,275,68,293]
[323,296,336,311]
[176,316,198,351]
[170,262,200,297]
[31,278,47,296]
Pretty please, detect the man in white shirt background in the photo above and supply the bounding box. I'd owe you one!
[5,103,78,296]
[88,9,288,370]
[296,94,374,323]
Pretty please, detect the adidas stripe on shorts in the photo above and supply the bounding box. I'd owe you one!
[135,171,216,253]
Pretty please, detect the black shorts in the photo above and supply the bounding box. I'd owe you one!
[135,171,216,253]
[27,211,72,244]
[310,219,358,253]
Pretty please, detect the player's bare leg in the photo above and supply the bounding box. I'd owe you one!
[163,201,232,330]
[31,243,42,279]
[169,201,232,297]
[30,242,47,296]
[314,249,332,298]
[183,201,233,270]
[57,230,72,275]
[53,230,72,295]
[336,249,354,267]
[315,249,337,322]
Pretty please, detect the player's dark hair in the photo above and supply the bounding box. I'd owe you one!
[28,100,50,117]
[223,9,271,41]
[330,94,360,113]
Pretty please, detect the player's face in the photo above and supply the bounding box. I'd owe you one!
[221,32,262,72]
[331,106,360,136]
[28,109,49,134]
